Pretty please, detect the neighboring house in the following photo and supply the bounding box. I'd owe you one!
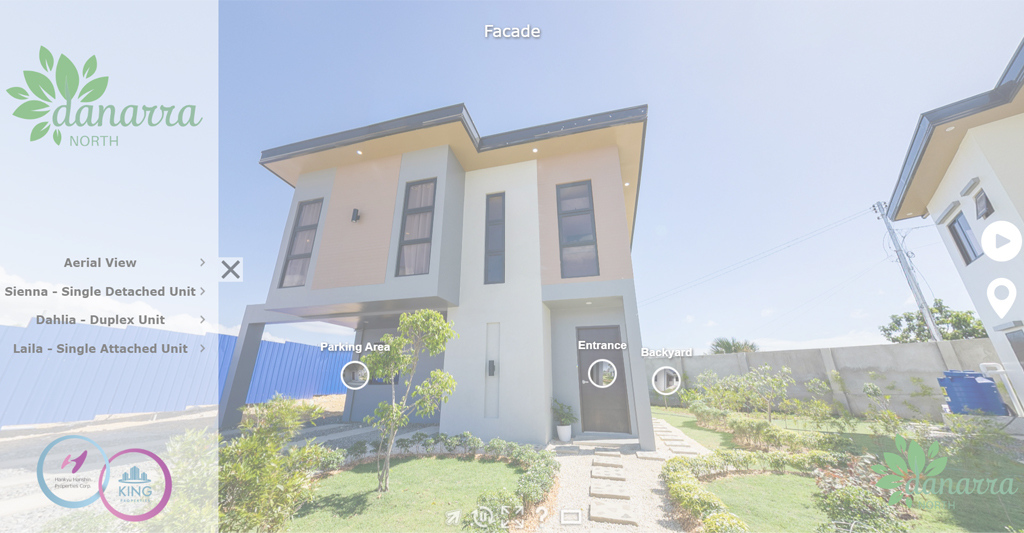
[887,37,1024,402]
[219,104,656,449]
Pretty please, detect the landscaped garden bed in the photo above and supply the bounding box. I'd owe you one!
[652,364,1024,533]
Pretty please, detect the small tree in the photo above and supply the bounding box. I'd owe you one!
[880,298,988,343]
[361,309,458,492]
[741,364,794,423]
[219,394,337,533]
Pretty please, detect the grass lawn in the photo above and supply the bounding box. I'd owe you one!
[653,408,1024,532]
[291,456,522,532]
[706,474,826,532]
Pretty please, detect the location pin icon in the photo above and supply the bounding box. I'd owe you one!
[987,278,1017,319]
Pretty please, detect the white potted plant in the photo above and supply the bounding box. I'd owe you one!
[552,399,578,443]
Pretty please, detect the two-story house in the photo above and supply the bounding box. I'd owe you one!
[219,104,656,449]
[887,37,1024,407]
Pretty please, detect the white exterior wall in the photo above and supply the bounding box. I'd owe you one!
[926,113,1024,397]
[441,160,552,445]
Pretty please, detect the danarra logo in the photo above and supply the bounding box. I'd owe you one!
[7,46,202,146]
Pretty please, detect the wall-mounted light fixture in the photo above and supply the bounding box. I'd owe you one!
[351,208,361,222]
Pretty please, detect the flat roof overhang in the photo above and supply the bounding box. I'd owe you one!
[259,104,648,245]
[887,37,1024,221]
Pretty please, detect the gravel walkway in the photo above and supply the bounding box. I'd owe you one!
[537,444,683,533]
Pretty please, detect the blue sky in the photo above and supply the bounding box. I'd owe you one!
[219,1,1024,350]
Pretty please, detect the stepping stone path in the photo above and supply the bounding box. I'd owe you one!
[589,478,630,499]
[591,466,627,481]
[578,447,638,526]
[650,417,711,458]
[593,456,623,468]
[552,418,708,527]
[590,498,638,525]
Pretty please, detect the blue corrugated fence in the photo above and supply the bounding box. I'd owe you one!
[0,323,352,427]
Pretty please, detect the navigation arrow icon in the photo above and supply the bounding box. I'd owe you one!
[445,510,461,525]
[200,316,205,324]
[200,287,206,296]
[200,258,205,267]
[200,344,206,352]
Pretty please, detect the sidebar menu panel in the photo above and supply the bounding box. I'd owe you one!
[0,2,218,531]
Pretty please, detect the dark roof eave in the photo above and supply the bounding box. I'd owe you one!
[887,37,1024,220]
[258,104,648,166]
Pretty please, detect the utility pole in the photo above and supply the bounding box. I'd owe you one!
[875,201,942,342]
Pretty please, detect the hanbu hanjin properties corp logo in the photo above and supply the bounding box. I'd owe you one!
[7,46,202,146]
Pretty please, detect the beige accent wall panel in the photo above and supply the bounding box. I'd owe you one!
[537,146,634,285]
[312,155,402,289]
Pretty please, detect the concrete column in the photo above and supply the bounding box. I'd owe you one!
[219,310,266,429]
[343,326,364,423]
[819,348,852,411]
[737,352,750,374]
[936,340,964,371]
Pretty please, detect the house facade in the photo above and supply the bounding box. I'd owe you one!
[887,38,1024,405]
[219,105,656,449]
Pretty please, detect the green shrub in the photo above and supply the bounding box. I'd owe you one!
[442,433,460,454]
[485,438,510,458]
[395,438,412,454]
[703,511,750,533]
[289,443,346,473]
[691,400,731,429]
[813,486,907,533]
[347,440,368,459]
[460,432,484,455]
[411,431,430,453]
[672,482,726,519]
[219,394,332,533]
[463,487,520,533]
[787,450,844,471]
[944,413,1013,457]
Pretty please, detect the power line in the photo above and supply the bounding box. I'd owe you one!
[637,207,872,307]
[756,256,891,336]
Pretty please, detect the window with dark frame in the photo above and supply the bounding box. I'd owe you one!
[280,199,323,288]
[556,181,600,278]
[396,178,437,277]
[484,193,505,284]
[975,189,995,220]
[948,211,983,265]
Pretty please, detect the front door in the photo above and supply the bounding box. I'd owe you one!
[576,326,631,434]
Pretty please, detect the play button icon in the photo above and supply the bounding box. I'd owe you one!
[982,221,1022,262]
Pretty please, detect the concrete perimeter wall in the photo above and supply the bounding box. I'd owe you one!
[646,338,1005,421]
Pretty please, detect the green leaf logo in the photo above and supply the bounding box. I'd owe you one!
[8,47,111,145]
[875,436,949,506]
[55,54,79,101]
[82,55,97,79]
[24,71,55,102]
[39,46,53,72]
[79,77,108,103]
[13,100,48,120]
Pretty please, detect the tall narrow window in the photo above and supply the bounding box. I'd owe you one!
[556,181,599,278]
[949,211,983,265]
[485,193,505,284]
[396,178,436,276]
[280,199,323,287]
[975,189,995,219]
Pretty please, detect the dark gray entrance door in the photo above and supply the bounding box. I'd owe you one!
[576,326,631,434]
